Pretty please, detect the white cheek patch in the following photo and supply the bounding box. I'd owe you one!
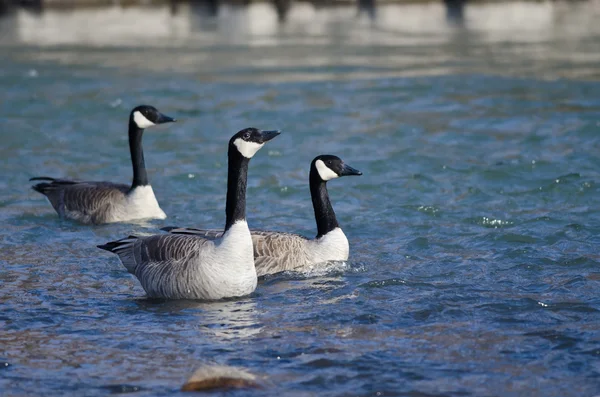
[133,111,155,129]
[233,138,264,159]
[315,159,339,181]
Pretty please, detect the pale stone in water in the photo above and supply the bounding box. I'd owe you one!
[181,365,261,392]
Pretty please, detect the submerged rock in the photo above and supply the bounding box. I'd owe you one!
[181,365,261,392]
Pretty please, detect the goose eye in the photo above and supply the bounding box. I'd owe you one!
[327,160,333,166]
[243,132,251,140]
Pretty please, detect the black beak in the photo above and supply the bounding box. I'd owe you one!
[340,163,362,176]
[259,130,281,143]
[156,113,176,124]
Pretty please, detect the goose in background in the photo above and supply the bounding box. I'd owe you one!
[29,105,176,224]
[163,154,362,277]
[97,128,281,300]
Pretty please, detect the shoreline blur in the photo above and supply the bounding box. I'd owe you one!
[2,1,600,82]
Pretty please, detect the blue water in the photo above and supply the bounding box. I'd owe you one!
[2,2,600,396]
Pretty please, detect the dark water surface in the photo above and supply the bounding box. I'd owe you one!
[1,2,600,396]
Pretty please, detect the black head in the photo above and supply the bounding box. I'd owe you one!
[311,154,362,182]
[130,105,176,129]
[229,128,281,159]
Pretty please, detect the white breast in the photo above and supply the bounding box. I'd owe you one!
[308,227,350,264]
[187,221,257,300]
[119,185,166,221]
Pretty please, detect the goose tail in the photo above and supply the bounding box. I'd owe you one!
[30,177,58,194]
[97,236,140,274]
[97,235,138,252]
[31,182,53,195]
[29,176,58,182]
[30,176,78,195]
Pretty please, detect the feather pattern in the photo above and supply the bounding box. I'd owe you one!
[162,227,348,277]
[99,222,257,300]
[30,179,165,224]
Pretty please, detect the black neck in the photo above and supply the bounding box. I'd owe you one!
[310,170,339,238]
[128,119,148,189]
[224,146,249,231]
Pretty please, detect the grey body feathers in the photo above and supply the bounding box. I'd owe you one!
[30,178,165,224]
[99,222,257,300]
[163,227,347,277]
[31,178,129,224]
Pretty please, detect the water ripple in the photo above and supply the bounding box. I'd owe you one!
[2,5,600,396]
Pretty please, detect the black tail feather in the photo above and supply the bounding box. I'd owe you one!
[30,177,78,186]
[31,183,52,194]
[30,177,58,195]
[29,176,57,182]
[97,242,119,252]
[30,177,81,195]
[97,235,139,252]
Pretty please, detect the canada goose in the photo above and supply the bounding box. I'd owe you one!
[163,155,362,277]
[97,128,281,300]
[29,105,176,224]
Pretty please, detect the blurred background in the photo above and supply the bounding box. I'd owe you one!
[0,0,599,81]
